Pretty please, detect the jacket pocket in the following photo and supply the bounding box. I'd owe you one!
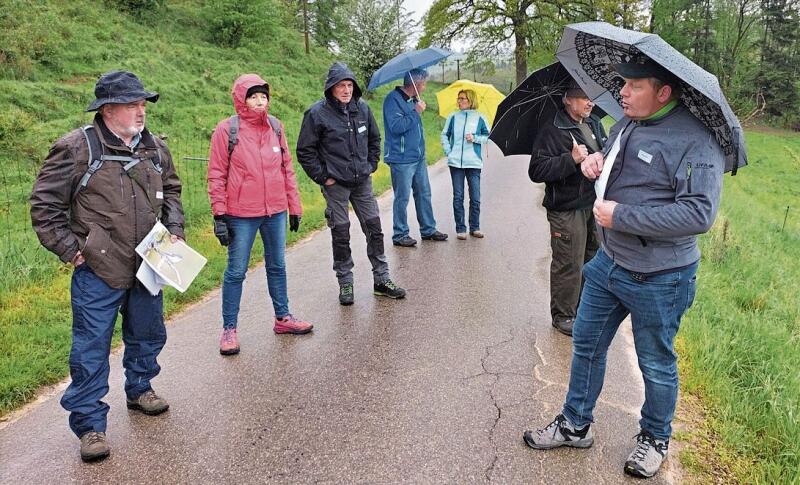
[81,223,111,270]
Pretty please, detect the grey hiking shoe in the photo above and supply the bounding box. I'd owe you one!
[339,282,354,306]
[374,279,406,299]
[80,431,110,462]
[523,414,593,449]
[126,389,169,416]
[624,431,669,478]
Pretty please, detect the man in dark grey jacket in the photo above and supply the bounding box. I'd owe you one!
[297,62,405,305]
[523,59,724,480]
[529,80,607,336]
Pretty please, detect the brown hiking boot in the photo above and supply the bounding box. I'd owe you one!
[126,389,169,415]
[80,431,110,462]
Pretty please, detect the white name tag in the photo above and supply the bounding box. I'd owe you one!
[638,150,653,164]
[357,125,367,134]
[273,146,280,153]
[156,191,163,200]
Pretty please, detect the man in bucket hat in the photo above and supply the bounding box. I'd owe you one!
[31,70,184,462]
[523,57,724,479]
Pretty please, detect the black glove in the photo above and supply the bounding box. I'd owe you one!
[289,215,301,232]
[213,215,230,246]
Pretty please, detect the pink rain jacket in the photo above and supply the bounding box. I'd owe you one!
[208,74,302,218]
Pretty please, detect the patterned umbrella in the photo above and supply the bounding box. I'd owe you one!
[556,21,747,174]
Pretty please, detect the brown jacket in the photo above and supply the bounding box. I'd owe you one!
[30,116,184,289]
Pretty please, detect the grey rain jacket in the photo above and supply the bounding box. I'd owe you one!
[600,103,724,273]
[296,62,381,187]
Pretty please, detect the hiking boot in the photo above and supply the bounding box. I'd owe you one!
[339,282,354,306]
[374,279,406,299]
[470,230,485,238]
[127,389,169,416]
[421,230,448,241]
[523,414,593,449]
[624,431,669,478]
[80,431,110,462]
[274,314,313,334]
[219,328,240,355]
[456,232,467,240]
[552,318,574,337]
[392,236,417,247]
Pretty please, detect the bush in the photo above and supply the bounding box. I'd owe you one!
[201,0,282,49]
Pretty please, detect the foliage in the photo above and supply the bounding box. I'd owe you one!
[335,0,414,88]
[755,0,800,122]
[200,0,285,48]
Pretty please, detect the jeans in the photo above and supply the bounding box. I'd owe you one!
[547,207,598,324]
[62,264,166,437]
[222,212,289,328]
[389,159,437,240]
[449,166,481,233]
[562,249,697,441]
[321,178,390,285]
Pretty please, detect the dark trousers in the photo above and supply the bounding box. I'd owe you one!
[547,207,598,324]
[321,178,390,285]
[61,264,166,437]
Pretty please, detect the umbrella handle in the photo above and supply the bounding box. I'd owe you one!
[412,78,422,102]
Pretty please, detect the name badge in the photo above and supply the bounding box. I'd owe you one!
[273,146,280,153]
[357,125,367,134]
[638,150,653,164]
[156,191,163,200]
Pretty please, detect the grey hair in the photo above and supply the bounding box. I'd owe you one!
[403,68,429,87]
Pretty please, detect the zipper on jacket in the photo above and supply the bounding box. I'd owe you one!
[687,161,692,193]
[460,112,467,167]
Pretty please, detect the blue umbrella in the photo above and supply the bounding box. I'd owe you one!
[367,47,452,92]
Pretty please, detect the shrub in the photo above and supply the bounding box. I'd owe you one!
[201,0,281,49]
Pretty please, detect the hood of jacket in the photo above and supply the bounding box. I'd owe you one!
[232,73,271,126]
[324,62,363,102]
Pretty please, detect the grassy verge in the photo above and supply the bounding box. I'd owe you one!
[675,128,800,483]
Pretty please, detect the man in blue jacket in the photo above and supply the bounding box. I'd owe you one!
[523,59,725,480]
[382,68,448,247]
[297,62,406,305]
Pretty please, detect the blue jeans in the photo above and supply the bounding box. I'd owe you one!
[449,166,481,233]
[389,159,437,240]
[62,264,166,437]
[562,249,697,441]
[222,212,289,328]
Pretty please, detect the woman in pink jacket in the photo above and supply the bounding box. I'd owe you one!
[208,73,313,356]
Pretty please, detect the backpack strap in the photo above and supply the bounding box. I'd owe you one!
[227,115,239,162]
[77,125,105,192]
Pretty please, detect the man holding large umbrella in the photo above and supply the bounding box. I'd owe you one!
[523,29,730,480]
[528,78,608,337]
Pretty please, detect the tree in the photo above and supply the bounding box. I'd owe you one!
[336,0,414,87]
[756,0,800,120]
[287,0,344,51]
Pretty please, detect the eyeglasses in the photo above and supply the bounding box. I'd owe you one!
[457,97,468,101]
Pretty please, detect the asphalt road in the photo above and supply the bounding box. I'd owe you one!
[0,145,679,484]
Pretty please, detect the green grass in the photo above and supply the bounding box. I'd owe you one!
[0,0,445,414]
[676,128,800,483]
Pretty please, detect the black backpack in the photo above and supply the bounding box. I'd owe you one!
[226,114,286,165]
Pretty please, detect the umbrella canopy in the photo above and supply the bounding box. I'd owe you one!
[556,21,747,174]
[367,47,451,92]
[435,79,506,125]
[489,61,611,156]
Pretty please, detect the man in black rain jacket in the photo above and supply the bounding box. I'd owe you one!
[297,62,405,305]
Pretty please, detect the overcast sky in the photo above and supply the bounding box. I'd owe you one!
[403,0,434,23]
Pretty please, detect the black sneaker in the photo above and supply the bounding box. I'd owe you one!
[552,318,574,336]
[392,236,417,247]
[339,282,354,306]
[374,279,406,299]
[421,230,448,241]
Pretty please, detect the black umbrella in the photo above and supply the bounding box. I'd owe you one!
[489,61,614,156]
[556,21,747,174]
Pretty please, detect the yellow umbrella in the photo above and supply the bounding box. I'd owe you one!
[435,79,505,125]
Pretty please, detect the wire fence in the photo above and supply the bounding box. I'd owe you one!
[0,134,213,291]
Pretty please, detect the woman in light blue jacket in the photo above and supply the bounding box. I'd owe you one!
[441,89,490,239]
